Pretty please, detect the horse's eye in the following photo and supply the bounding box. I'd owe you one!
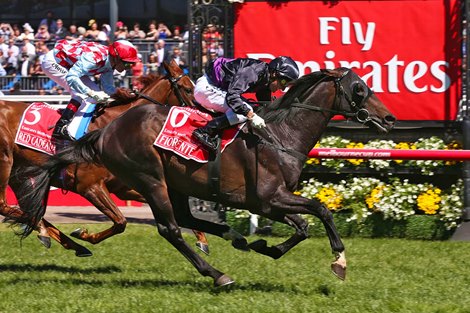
[351,82,365,97]
[185,88,193,94]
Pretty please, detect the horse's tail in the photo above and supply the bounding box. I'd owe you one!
[13,129,103,238]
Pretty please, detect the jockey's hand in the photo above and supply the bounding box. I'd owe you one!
[87,90,110,103]
[250,113,266,129]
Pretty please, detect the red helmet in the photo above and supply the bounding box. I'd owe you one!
[109,40,140,63]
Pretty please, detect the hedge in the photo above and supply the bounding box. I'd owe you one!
[225,211,454,240]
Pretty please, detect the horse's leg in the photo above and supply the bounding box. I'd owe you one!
[251,188,346,280]
[109,179,211,249]
[247,213,309,259]
[70,182,127,244]
[41,219,93,257]
[168,189,249,252]
[143,183,234,287]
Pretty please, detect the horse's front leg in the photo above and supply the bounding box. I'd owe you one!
[145,186,234,287]
[250,189,346,280]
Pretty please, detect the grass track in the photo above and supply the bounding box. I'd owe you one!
[0,223,469,313]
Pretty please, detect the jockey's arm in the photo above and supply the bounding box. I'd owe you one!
[99,71,117,95]
[225,67,259,116]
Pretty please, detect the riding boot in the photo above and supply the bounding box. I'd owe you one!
[52,100,81,141]
[192,114,231,152]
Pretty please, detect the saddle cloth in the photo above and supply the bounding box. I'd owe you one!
[153,107,242,163]
[14,102,96,155]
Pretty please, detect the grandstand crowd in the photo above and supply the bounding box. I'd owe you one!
[0,11,225,96]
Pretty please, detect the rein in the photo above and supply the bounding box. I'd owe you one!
[133,73,189,107]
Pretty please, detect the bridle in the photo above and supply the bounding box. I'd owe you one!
[133,73,191,107]
[290,69,374,123]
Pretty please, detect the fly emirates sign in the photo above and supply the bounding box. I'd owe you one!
[233,0,461,120]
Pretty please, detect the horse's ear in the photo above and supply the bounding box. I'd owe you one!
[163,61,171,74]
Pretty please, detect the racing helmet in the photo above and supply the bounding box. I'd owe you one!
[109,40,140,63]
[268,56,300,81]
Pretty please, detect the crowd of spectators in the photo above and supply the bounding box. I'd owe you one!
[0,10,225,95]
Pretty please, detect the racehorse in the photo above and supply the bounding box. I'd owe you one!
[17,68,396,286]
[0,60,209,256]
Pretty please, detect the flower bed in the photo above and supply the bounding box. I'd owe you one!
[224,136,464,240]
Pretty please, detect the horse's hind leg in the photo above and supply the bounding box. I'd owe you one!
[144,183,234,287]
[70,181,127,244]
[169,189,249,252]
[41,219,93,257]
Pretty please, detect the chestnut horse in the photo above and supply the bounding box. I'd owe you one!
[1,60,209,256]
[17,68,395,286]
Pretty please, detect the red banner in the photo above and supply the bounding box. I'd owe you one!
[234,0,461,121]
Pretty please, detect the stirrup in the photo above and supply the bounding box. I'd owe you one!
[52,125,75,141]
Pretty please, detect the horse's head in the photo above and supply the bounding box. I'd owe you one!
[113,60,195,108]
[327,68,396,133]
[162,60,195,107]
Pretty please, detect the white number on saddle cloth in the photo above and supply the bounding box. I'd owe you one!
[154,107,243,163]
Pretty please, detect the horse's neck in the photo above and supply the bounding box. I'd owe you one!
[268,110,331,157]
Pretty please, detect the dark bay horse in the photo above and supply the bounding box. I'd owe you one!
[18,68,396,286]
[1,60,209,256]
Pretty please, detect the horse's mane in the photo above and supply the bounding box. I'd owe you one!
[257,68,345,123]
[111,74,165,105]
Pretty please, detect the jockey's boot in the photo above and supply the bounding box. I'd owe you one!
[52,99,81,141]
[192,114,230,152]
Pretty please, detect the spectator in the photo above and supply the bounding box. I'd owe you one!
[97,24,111,44]
[157,22,172,40]
[53,19,68,40]
[166,46,187,70]
[208,48,218,63]
[77,27,86,40]
[172,25,184,47]
[7,39,19,59]
[30,56,45,90]
[114,21,128,40]
[0,23,14,41]
[17,23,35,41]
[0,37,8,55]
[128,22,145,40]
[0,50,7,67]
[5,49,18,74]
[21,38,36,61]
[151,39,167,74]
[145,21,158,40]
[0,62,6,76]
[35,24,51,41]
[38,10,58,34]
[65,24,80,40]
[145,54,159,75]
[18,51,32,77]
[85,19,100,41]
[131,53,144,89]
[9,81,21,95]
[203,23,222,48]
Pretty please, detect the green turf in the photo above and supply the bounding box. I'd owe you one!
[0,223,469,313]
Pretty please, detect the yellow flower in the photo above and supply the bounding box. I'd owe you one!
[417,188,441,215]
[315,187,342,211]
[393,142,412,164]
[346,142,364,166]
[366,185,384,210]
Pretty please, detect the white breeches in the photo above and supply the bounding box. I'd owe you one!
[194,75,252,126]
[40,50,100,103]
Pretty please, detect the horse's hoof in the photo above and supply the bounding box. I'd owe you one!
[196,242,210,255]
[75,248,93,257]
[214,274,235,287]
[70,228,84,239]
[37,235,51,249]
[247,239,267,252]
[232,238,250,252]
[331,263,346,280]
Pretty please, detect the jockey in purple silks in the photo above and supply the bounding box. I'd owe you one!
[192,56,300,152]
[41,39,141,141]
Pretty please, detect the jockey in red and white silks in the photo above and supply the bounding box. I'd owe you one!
[41,39,140,140]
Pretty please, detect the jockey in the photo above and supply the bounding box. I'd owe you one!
[41,39,141,141]
[192,56,300,152]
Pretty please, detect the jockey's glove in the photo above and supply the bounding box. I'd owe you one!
[250,113,266,129]
[87,90,110,103]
